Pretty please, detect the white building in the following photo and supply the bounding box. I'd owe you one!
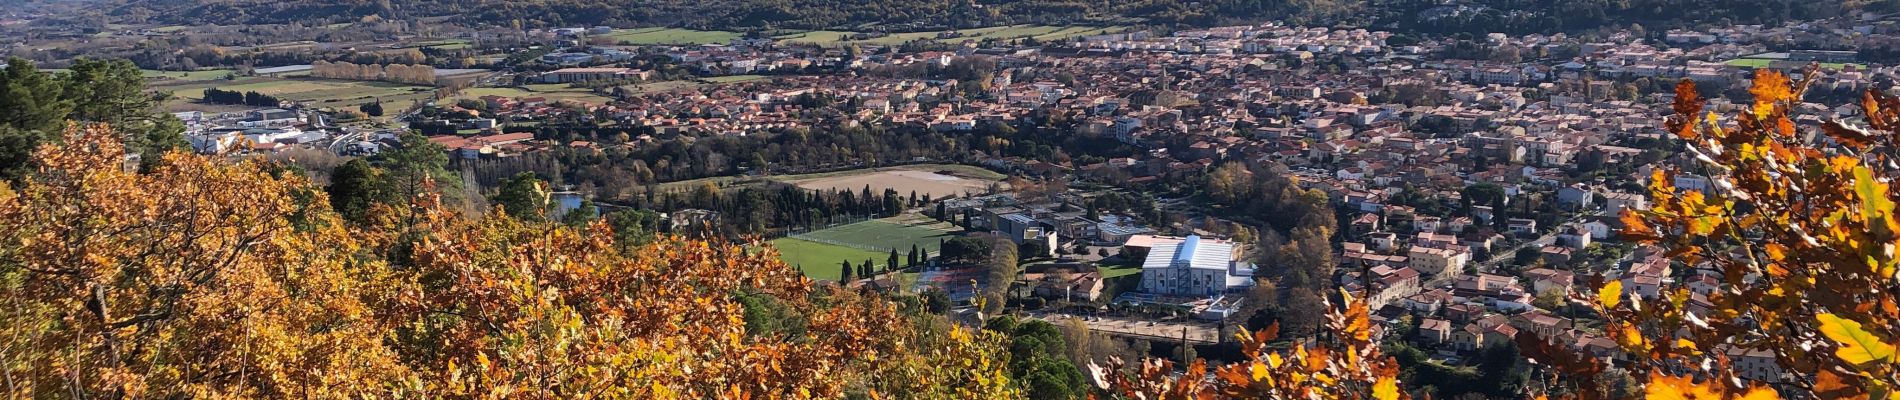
[1137,235,1256,297]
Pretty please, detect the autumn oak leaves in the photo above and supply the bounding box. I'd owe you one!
[4,69,1900,399]
[0,125,1019,399]
[1575,69,1900,399]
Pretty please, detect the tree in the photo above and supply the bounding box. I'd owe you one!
[1095,293,1408,400]
[0,58,75,181]
[361,101,386,117]
[561,200,599,226]
[0,124,1023,399]
[888,248,900,272]
[64,59,188,164]
[941,236,993,265]
[985,316,1087,400]
[492,172,548,221]
[379,131,461,215]
[327,158,385,224]
[1528,70,1889,399]
[1019,240,1049,261]
[605,208,660,248]
[840,259,855,283]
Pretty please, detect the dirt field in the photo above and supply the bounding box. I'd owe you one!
[781,167,1000,199]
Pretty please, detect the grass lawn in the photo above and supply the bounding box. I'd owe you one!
[1724,58,1865,70]
[773,216,963,280]
[769,238,885,281]
[448,85,613,105]
[154,76,435,111]
[604,28,743,45]
[795,219,959,253]
[1100,264,1143,279]
[702,75,768,83]
[144,69,238,81]
[409,39,472,50]
[776,25,1126,47]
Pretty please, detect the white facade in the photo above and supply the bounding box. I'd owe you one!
[1137,236,1256,297]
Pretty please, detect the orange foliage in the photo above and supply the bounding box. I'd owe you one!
[1090,292,1405,400]
[0,124,1017,399]
[1531,69,1900,399]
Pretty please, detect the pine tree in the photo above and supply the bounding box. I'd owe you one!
[888,248,900,272]
[840,260,854,283]
[908,244,920,268]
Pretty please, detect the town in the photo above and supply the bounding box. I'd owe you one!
[5,5,1893,398]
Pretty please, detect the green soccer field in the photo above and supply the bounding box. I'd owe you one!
[768,238,885,281]
[770,217,962,280]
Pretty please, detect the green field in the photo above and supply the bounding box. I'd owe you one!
[603,28,744,45]
[702,75,769,83]
[777,24,1126,47]
[1723,58,1864,70]
[410,39,472,50]
[1101,264,1142,279]
[450,85,614,105]
[144,69,238,81]
[153,77,436,111]
[771,217,962,280]
[770,238,887,281]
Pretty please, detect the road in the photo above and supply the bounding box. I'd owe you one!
[1027,312,1223,345]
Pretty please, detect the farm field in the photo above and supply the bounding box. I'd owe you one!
[1722,58,1864,70]
[772,216,961,281]
[151,76,435,112]
[449,85,614,105]
[702,75,769,83]
[776,164,1005,199]
[776,24,1126,47]
[604,28,743,45]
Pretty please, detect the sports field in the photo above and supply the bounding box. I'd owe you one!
[449,85,614,105]
[771,216,962,281]
[152,76,436,112]
[776,164,1005,199]
[776,24,1127,47]
[604,28,743,45]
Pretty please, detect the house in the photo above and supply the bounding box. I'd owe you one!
[1582,217,1619,240]
[1507,218,1538,235]
[1407,246,1471,276]
[1510,312,1573,339]
[1522,268,1575,295]
[1031,270,1106,302]
[1540,246,1574,266]
[1418,318,1452,345]
[1556,224,1592,249]
[1603,192,1648,213]
[1365,265,1422,309]
[1724,345,1788,384]
[1137,235,1257,297]
[1556,185,1595,210]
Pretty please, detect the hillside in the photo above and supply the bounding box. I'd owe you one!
[90,0,1882,34]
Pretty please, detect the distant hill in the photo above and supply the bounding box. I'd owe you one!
[92,0,1886,34]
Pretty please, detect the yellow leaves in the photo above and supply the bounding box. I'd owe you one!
[1818,313,1897,367]
[1750,70,1795,117]
[1648,370,1787,400]
[1250,362,1270,381]
[1599,280,1624,310]
[1372,376,1399,400]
